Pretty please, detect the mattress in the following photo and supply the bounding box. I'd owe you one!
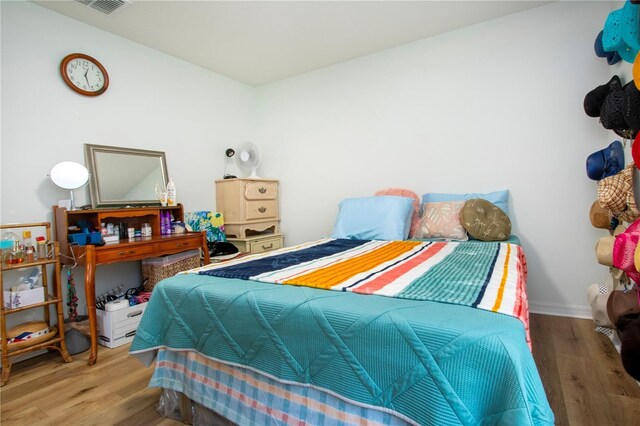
[130,238,553,425]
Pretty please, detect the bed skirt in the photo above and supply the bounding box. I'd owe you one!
[149,348,415,426]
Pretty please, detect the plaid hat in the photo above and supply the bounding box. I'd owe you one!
[598,163,640,222]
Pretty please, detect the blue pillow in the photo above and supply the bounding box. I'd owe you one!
[331,196,414,240]
[421,190,509,216]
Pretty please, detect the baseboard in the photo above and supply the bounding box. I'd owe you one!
[529,301,592,319]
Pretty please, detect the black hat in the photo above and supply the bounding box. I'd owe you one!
[600,89,628,129]
[623,81,640,130]
[599,81,639,139]
[584,75,622,117]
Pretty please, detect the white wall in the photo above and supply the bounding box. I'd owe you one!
[1,1,255,324]
[254,1,633,318]
[1,1,635,323]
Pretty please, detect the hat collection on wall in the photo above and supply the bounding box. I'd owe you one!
[585,1,640,236]
[586,0,640,330]
[586,1,640,382]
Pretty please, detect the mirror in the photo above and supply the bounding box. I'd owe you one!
[84,144,169,208]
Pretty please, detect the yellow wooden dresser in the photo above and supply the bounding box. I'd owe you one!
[215,178,283,254]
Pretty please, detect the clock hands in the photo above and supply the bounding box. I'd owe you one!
[84,68,90,88]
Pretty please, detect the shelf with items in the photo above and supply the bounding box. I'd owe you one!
[54,205,186,262]
[52,204,209,366]
[0,222,72,387]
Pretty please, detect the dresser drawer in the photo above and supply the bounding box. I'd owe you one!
[249,235,283,254]
[97,244,156,263]
[228,234,284,254]
[245,200,277,220]
[158,237,202,253]
[244,181,277,200]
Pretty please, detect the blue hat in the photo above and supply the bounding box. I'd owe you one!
[603,1,639,64]
[595,31,622,65]
[587,141,625,181]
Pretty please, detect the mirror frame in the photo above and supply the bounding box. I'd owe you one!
[84,143,169,208]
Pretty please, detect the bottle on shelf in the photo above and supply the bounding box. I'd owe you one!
[36,236,48,259]
[161,211,172,235]
[2,231,25,265]
[166,177,176,207]
[22,231,35,262]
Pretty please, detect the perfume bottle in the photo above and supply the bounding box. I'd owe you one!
[2,231,25,265]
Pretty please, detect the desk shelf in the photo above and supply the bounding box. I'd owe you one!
[52,205,210,366]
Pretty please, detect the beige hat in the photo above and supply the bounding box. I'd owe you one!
[595,224,626,266]
[7,320,56,351]
[598,163,640,223]
[589,200,613,229]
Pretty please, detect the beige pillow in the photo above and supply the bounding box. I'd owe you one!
[460,198,511,241]
[417,201,468,241]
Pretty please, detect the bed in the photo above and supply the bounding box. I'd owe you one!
[130,234,554,425]
[130,193,553,425]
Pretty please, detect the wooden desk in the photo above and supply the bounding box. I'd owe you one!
[53,205,210,365]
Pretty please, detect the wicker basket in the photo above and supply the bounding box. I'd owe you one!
[142,250,200,291]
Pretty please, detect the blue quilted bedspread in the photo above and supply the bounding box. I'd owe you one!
[130,274,553,425]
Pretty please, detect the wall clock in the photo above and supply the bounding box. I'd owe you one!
[60,53,109,96]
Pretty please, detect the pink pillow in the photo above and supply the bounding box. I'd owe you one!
[374,188,421,237]
[417,201,469,241]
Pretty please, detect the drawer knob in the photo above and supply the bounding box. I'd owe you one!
[258,187,267,194]
[258,207,266,213]
[262,243,273,249]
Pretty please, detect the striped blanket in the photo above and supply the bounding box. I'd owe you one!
[192,238,530,340]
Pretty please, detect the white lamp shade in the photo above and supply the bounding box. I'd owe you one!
[49,161,89,190]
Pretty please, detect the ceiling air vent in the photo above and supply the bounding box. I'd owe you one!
[75,0,131,15]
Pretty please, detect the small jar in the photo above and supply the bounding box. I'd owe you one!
[141,223,152,237]
[25,246,35,263]
[36,237,48,259]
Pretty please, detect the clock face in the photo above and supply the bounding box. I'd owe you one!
[60,53,109,96]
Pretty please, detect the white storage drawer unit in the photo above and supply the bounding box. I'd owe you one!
[96,302,147,348]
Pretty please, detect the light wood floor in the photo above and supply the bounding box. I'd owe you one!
[1,314,639,425]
